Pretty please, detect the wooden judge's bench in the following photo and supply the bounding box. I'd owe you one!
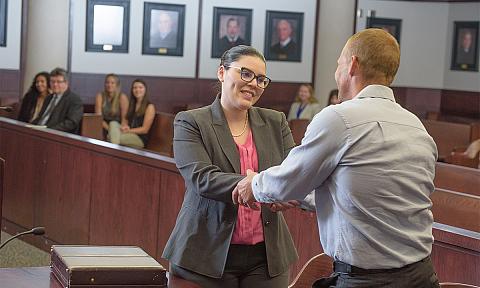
[0,117,479,286]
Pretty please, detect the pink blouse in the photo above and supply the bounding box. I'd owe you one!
[231,130,264,245]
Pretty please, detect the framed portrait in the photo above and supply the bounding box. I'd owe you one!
[451,21,479,72]
[0,0,7,47]
[142,2,185,56]
[211,7,252,58]
[366,17,402,44]
[86,0,130,53]
[264,11,303,62]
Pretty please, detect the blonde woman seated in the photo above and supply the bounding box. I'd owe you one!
[287,84,321,121]
[109,79,155,148]
[95,74,129,134]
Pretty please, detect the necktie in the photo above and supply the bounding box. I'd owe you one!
[38,95,58,126]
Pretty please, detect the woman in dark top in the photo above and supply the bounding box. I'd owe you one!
[17,72,50,123]
[108,79,155,148]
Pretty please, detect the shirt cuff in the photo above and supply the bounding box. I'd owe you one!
[252,173,277,203]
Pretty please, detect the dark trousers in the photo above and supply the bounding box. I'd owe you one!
[313,256,440,288]
[171,242,289,288]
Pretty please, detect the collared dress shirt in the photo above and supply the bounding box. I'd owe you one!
[252,85,438,269]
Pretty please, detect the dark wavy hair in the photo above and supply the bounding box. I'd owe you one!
[18,72,51,122]
[127,79,151,122]
[220,45,265,67]
[28,71,51,95]
[215,45,266,93]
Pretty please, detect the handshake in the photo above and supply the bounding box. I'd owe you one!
[232,170,299,212]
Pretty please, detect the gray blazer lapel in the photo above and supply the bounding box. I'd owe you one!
[211,97,241,174]
[249,108,271,172]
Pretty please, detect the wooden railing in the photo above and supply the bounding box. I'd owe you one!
[0,117,478,285]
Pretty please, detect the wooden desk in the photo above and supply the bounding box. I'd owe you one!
[0,266,200,288]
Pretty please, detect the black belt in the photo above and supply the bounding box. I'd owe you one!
[334,256,429,275]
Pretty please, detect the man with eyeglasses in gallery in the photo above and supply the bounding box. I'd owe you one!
[33,67,83,134]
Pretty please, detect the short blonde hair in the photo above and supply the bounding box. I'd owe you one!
[295,84,317,103]
[345,28,400,85]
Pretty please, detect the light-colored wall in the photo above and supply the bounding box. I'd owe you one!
[23,0,69,94]
[198,0,317,83]
[71,0,199,78]
[356,0,449,90]
[443,2,480,91]
[13,0,480,97]
[0,0,22,70]
[355,0,480,93]
[314,0,355,108]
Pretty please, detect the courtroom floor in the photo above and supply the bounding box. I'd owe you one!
[0,231,50,267]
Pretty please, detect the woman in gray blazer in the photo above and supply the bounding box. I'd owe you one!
[162,45,298,287]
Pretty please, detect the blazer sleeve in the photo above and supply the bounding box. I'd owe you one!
[173,111,244,203]
[50,94,84,132]
[281,111,296,158]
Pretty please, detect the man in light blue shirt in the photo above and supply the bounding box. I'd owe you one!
[234,29,440,287]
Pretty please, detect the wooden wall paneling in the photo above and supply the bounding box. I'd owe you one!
[432,241,480,285]
[422,119,472,160]
[434,163,480,196]
[258,82,301,116]
[0,70,21,104]
[2,118,479,285]
[441,90,480,119]
[35,143,92,245]
[195,79,218,106]
[431,224,480,285]
[0,129,43,229]
[431,189,480,233]
[0,156,4,222]
[403,87,442,118]
[283,209,323,282]
[146,113,175,157]
[392,87,407,108]
[156,170,185,268]
[89,153,162,258]
[70,72,304,116]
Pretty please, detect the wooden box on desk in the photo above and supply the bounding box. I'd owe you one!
[50,245,167,287]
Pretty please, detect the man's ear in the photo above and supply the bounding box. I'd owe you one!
[217,65,225,82]
[348,55,359,76]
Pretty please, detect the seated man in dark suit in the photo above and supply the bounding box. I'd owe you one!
[270,19,299,61]
[218,18,246,55]
[33,67,83,134]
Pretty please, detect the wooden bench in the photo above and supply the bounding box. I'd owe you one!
[80,113,103,140]
[0,157,4,222]
[432,222,480,286]
[422,119,473,161]
[146,112,175,157]
[431,188,480,233]
[289,119,310,146]
[444,139,480,169]
[288,253,333,288]
[434,162,480,197]
[0,102,18,119]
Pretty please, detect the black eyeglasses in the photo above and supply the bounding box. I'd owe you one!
[224,65,271,89]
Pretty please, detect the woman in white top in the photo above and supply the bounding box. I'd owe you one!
[287,84,320,121]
